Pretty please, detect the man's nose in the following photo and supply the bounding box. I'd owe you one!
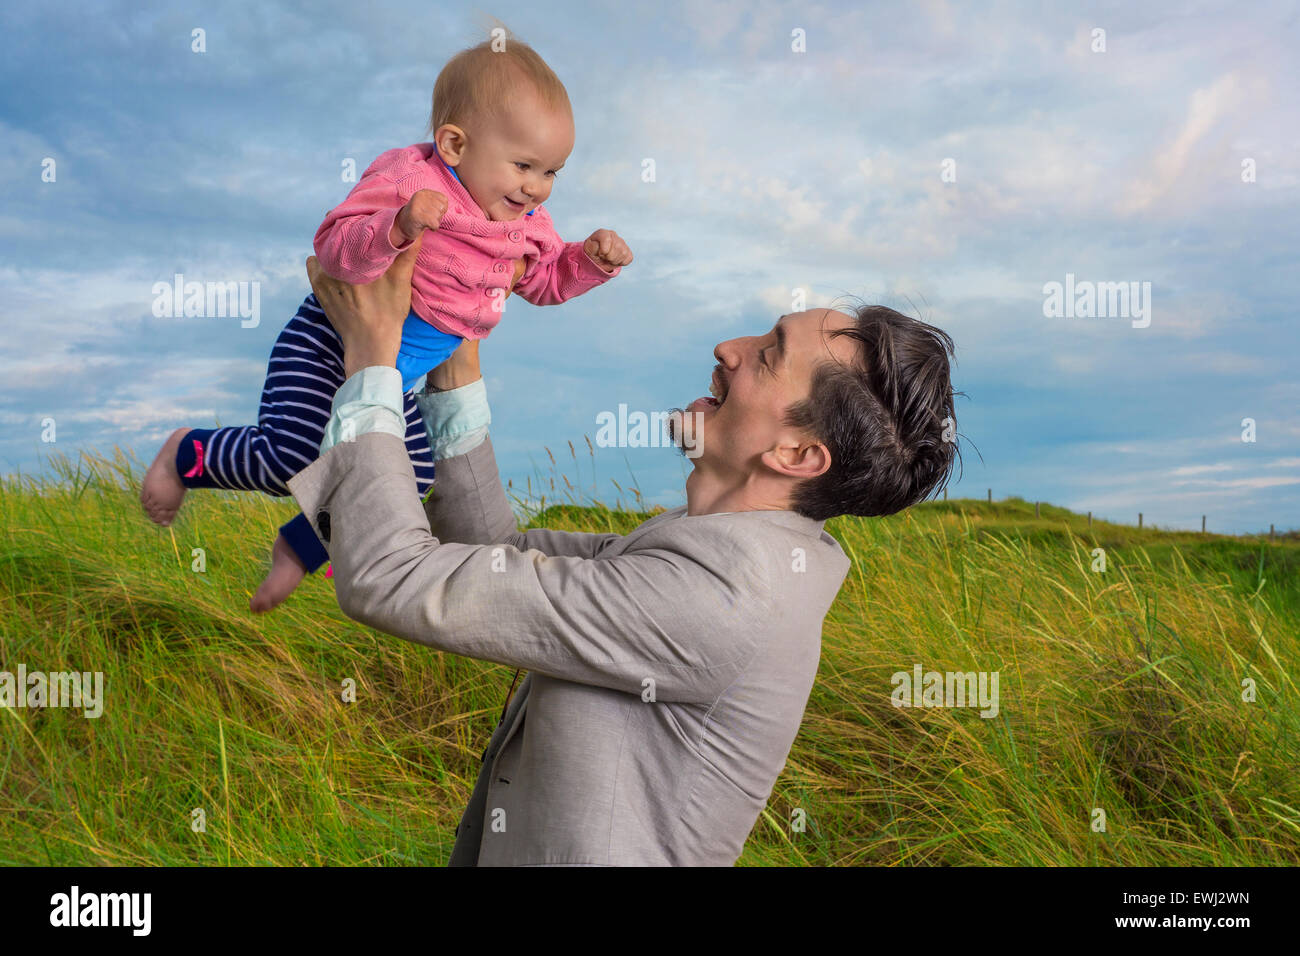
[715,338,751,365]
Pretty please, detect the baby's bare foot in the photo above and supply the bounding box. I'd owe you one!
[141,427,191,526]
[250,532,309,613]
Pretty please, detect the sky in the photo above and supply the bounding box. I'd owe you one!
[1,0,1297,534]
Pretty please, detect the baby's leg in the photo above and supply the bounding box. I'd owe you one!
[250,328,438,613]
[142,293,346,531]
[407,386,438,499]
[223,292,350,493]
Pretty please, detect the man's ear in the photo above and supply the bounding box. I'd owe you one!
[434,124,468,166]
[761,439,832,481]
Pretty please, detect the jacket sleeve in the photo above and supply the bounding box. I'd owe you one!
[313,153,417,283]
[285,431,770,702]
[512,240,619,307]
[414,379,623,558]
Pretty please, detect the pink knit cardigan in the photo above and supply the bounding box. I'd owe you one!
[314,142,619,339]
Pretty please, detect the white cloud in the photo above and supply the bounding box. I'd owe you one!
[1118,72,1264,214]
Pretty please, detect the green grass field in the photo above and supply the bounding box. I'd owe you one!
[2,443,1297,866]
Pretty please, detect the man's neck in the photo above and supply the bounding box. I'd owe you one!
[684,469,793,516]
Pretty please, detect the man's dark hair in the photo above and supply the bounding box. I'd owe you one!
[783,304,963,521]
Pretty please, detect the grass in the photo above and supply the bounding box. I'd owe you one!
[0,443,1297,866]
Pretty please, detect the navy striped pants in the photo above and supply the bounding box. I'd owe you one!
[175,293,436,572]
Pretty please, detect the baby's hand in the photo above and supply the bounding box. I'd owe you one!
[392,189,449,246]
[583,229,633,273]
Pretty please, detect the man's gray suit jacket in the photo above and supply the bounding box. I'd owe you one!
[287,430,849,865]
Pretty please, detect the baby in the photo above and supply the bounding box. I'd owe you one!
[140,36,632,612]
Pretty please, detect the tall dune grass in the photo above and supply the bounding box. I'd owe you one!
[1,444,1296,865]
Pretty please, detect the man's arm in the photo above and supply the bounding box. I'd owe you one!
[296,242,754,698]
[286,427,771,703]
[315,353,622,558]
[412,375,622,558]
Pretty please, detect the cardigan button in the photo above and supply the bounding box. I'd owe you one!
[509,230,522,242]
[493,262,506,272]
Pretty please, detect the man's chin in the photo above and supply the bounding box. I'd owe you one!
[666,406,706,460]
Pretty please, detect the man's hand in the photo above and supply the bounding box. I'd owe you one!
[306,235,422,379]
[583,229,633,273]
[390,189,449,247]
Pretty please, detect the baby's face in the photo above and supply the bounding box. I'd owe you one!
[446,91,575,222]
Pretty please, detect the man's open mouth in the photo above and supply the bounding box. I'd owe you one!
[694,369,727,409]
[708,369,728,405]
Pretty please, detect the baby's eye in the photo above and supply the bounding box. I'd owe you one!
[547,170,557,178]
[514,162,529,171]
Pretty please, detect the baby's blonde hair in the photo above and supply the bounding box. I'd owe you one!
[427,28,572,138]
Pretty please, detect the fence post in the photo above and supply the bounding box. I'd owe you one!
[1035,501,1040,518]
[987,488,992,504]
[1271,524,1275,541]
[1088,511,1092,529]
[1139,512,1143,530]
[1202,515,1206,534]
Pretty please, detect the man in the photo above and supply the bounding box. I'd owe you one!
[287,237,960,865]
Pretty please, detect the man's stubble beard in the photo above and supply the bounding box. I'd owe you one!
[665,406,710,460]
[665,406,689,458]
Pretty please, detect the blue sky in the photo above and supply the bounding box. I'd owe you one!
[2,0,1296,533]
